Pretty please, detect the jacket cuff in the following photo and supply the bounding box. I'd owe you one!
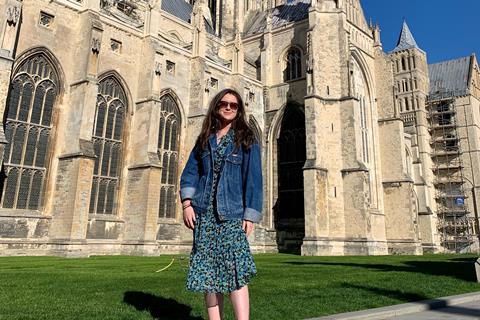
[180,187,196,201]
[243,207,262,223]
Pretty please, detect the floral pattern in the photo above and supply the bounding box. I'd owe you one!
[186,128,257,293]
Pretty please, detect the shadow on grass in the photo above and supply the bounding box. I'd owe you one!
[340,283,429,302]
[284,258,477,282]
[340,284,480,317]
[123,291,202,320]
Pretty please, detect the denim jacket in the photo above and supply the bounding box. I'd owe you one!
[179,132,263,223]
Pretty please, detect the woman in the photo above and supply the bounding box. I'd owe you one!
[179,88,263,320]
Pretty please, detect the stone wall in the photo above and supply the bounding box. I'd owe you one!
[0,0,446,256]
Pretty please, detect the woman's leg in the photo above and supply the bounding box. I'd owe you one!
[205,292,224,320]
[230,285,250,320]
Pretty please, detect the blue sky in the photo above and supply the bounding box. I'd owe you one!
[361,0,479,64]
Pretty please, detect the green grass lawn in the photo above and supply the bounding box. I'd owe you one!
[0,254,478,320]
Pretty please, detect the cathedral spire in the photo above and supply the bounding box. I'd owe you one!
[391,20,421,53]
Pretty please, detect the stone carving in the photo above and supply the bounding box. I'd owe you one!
[210,77,218,89]
[100,0,144,28]
[154,61,162,76]
[262,86,269,109]
[204,78,210,92]
[211,42,219,56]
[349,56,356,97]
[91,37,101,54]
[110,39,121,53]
[6,6,21,26]
[234,32,243,51]
[266,10,273,32]
[39,12,54,28]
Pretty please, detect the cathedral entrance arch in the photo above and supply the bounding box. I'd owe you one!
[274,103,306,254]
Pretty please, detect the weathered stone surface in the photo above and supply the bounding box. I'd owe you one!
[0,0,478,257]
[86,220,123,239]
[157,223,181,241]
[0,218,28,238]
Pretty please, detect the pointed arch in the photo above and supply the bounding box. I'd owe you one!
[350,48,375,98]
[283,46,303,81]
[159,88,187,124]
[167,30,185,43]
[248,115,262,146]
[350,50,375,163]
[158,91,182,219]
[266,102,306,253]
[97,70,133,115]
[12,46,66,94]
[1,49,62,210]
[89,73,129,215]
[350,49,380,207]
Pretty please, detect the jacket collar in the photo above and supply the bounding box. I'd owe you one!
[208,129,236,154]
[208,133,217,150]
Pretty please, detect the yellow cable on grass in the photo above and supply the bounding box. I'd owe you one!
[155,258,175,272]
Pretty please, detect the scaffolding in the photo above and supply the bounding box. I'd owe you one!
[428,95,477,252]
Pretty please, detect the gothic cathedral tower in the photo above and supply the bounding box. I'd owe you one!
[389,21,439,252]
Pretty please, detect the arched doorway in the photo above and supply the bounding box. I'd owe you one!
[274,103,306,254]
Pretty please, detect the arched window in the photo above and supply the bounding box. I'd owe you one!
[359,96,369,163]
[89,76,127,215]
[158,94,181,219]
[351,57,371,164]
[1,53,59,210]
[284,47,302,81]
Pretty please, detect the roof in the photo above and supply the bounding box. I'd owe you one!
[391,21,422,53]
[244,0,310,37]
[428,56,471,98]
[161,0,215,34]
[161,0,193,23]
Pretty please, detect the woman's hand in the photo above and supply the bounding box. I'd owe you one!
[183,201,196,230]
[242,220,254,237]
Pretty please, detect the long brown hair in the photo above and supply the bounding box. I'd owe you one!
[196,88,256,151]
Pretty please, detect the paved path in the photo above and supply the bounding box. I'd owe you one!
[387,301,480,319]
[306,292,480,320]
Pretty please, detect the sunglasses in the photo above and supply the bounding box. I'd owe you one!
[218,101,239,110]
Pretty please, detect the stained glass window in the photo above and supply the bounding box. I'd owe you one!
[1,53,59,210]
[158,94,181,218]
[89,76,127,214]
[285,48,302,81]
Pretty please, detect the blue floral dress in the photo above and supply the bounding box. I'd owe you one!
[186,129,257,293]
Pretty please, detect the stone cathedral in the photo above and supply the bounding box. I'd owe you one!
[0,0,479,256]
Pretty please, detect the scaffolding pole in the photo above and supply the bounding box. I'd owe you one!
[428,94,476,252]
